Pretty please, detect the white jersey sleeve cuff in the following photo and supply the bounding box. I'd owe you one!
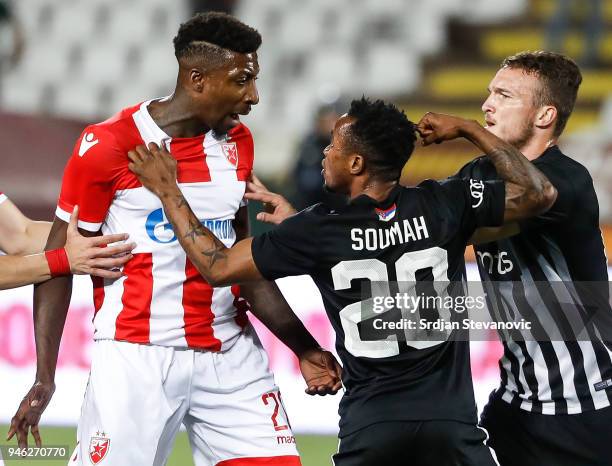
[0,193,7,205]
[55,206,103,232]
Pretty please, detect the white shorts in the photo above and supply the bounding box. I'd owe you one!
[69,325,301,466]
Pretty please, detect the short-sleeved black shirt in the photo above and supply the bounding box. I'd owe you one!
[252,178,505,436]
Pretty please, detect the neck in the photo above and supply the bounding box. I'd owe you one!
[519,135,557,161]
[147,88,211,138]
[350,178,398,202]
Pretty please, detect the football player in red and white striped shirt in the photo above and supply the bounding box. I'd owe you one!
[8,13,340,466]
[0,194,134,289]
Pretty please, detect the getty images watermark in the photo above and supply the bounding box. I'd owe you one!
[354,281,612,343]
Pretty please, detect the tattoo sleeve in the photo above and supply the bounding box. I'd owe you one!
[462,121,557,221]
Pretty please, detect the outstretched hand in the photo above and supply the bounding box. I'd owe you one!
[66,206,135,278]
[416,112,473,146]
[244,173,297,225]
[299,348,343,396]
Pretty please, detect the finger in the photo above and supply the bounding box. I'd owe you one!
[243,191,278,204]
[245,181,267,194]
[7,421,16,441]
[88,268,124,279]
[250,173,268,190]
[67,205,79,236]
[147,142,161,156]
[90,233,130,247]
[127,150,141,164]
[89,255,133,269]
[305,386,317,396]
[31,425,42,448]
[135,145,151,159]
[332,380,343,392]
[256,212,279,224]
[93,244,136,259]
[16,421,28,449]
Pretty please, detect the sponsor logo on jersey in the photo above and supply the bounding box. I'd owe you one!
[145,208,233,244]
[89,432,109,464]
[375,203,397,222]
[469,179,485,208]
[78,132,99,157]
[221,142,238,166]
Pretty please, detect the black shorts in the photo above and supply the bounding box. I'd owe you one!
[332,420,497,466]
[480,391,612,466]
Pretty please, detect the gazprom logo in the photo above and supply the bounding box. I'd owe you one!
[145,208,233,244]
[146,208,176,243]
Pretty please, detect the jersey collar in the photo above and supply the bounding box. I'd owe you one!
[349,184,403,208]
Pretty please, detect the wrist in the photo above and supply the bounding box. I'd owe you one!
[157,183,181,200]
[459,119,482,139]
[45,248,71,276]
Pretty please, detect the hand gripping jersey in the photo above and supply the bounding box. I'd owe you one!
[56,100,253,350]
[252,179,505,436]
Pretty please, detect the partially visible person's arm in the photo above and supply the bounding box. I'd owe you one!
[417,113,557,223]
[0,207,134,290]
[233,206,341,395]
[0,196,51,255]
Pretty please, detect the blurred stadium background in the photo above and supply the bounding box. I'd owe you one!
[0,0,610,465]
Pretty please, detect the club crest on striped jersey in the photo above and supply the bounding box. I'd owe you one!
[221,142,238,167]
[375,204,397,222]
[89,432,110,464]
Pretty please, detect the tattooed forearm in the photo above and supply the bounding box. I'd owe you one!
[175,194,189,209]
[461,120,556,220]
[201,245,227,267]
[184,218,207,243]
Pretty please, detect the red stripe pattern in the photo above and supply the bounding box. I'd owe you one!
[182,258,221,350]
[115,253,153,343]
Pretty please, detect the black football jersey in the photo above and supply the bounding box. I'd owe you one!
[252,178,505,436]
[456,146,612,415]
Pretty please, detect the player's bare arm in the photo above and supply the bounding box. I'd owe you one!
[0,197,51,255]
[128,143,260,285]
[6,215,131,448]
[417,112,557,224]
[0,206,134,290]
[233,206,342,395]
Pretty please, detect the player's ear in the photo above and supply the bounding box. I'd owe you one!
[349,154,365,175]
[535,105,556,130]
[189,68,204,93]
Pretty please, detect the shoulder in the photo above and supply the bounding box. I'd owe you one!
[70,103,142,167]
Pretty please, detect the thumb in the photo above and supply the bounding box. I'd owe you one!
[256,212,271,223]
[68,206,80,235]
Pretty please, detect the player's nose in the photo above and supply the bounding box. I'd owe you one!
[246,82,259,106]
[481,95,494,114]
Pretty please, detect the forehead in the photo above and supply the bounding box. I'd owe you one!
[489,66,540,96]
[225,51,259,75]
[333,114,354,136]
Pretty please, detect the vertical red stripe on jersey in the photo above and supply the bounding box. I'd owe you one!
[115,253,153,343]
[173,137,212,183]
[231,125,255,181]
[92,276,105,318]
[182,259,222,350]
[231,285,249,329]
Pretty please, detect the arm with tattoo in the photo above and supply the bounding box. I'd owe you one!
[417,113,557,222]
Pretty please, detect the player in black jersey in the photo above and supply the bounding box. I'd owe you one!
[127,97,556,466]
[451,51,612,466]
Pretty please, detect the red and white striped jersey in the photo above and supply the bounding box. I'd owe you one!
[56,99,254,351]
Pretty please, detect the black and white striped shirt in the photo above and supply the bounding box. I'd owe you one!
[457,145,612,415]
